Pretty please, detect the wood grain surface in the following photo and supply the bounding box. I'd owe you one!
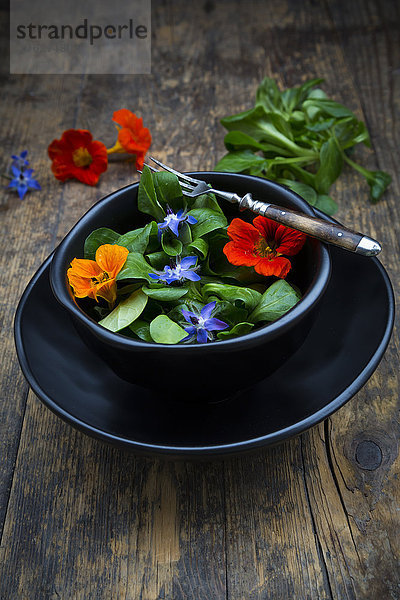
[1,1,399,598]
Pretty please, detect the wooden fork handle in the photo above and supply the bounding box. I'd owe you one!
[238,194,381,256]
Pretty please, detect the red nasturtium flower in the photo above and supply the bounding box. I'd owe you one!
[223,216,307,279]
[67,244,129,309]
[107,109,151,170]
[48,129,108,186]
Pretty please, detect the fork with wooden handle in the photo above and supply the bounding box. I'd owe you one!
[143,157,382,256]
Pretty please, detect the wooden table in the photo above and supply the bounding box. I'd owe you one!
[1,1,399,598]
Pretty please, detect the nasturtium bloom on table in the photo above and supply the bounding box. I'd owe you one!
[67,244,129,309]
[223,216,307,279]
[48,129,108,186]
[107,109,152,170]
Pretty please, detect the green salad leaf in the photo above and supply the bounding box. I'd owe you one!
[249,280,301,323]
[149,315,187,344]
[188,208,227,238]
[116,221,158,254]
[117,252,154,283]
[202,283,262,312]
[153,170,184,212]
[99,288,148,332]
[137,164,165,221]
[84,227,120,259]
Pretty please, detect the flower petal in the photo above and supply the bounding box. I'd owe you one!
[67,275,96,300]
[252,215,280,240]
[196,328,208,344]
[95,280,117,308]
[17,184,28,200]
[95,244,129,278]
[67,266,98,300]
[164,275,179,284]
[118,126,151,154]
[253,216,306,256]
[28,179,41,190]
[201,301,216,320]
[275,227,307,256]
[68,257,103,279]
[181,327,196,342]
[204,317,229,331]
[223,241,259,267]
[180,256,197,269]
[112,109,141,130]
[168,218,180,237]
[254,256,292,279]
[226,218,260,246]
[181,309,197,323]
[183,270,201,282]
[11,165,21,177]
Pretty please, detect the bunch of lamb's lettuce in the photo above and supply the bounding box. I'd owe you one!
[82,165,302,344]
[215,77,391,215]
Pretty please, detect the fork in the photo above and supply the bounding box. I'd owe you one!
[142,157,382,256]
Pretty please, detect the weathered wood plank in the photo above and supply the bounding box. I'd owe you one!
[223,439,333,600]
[0,72,89,538]
[0,399,227,600]
[321,1,400,597]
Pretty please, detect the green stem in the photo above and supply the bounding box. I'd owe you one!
[188,281,203,302]
[342,153,369,177]
[270,155,317,166]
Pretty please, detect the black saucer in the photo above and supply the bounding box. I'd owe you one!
[15,247,394,457]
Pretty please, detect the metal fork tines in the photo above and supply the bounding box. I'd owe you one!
[141,162,203,195]
[145,157,240,203]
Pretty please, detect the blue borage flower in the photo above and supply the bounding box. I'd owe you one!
[181,301,228,343]
[157,205,197,238]
[11,150,29,170]
[149,255,200,284]
[8,165,41,200]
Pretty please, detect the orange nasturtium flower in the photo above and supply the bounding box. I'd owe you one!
[107,109,152,170]
[223,216,307,279]
[48,129,108,186]
[67,244,129,309]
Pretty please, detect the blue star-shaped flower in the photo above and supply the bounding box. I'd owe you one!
[157,206,197,238]
[149,256,200,284]
[11,150,29,170]
[8,165,41,200]
[181,301,228,343]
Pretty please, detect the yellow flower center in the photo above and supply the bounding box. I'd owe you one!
[256,237,278,258]
[72,147,93,168]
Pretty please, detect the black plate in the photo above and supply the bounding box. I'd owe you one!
[15,247,394,457]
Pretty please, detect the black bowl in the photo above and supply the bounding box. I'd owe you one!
[50,172,331,402]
